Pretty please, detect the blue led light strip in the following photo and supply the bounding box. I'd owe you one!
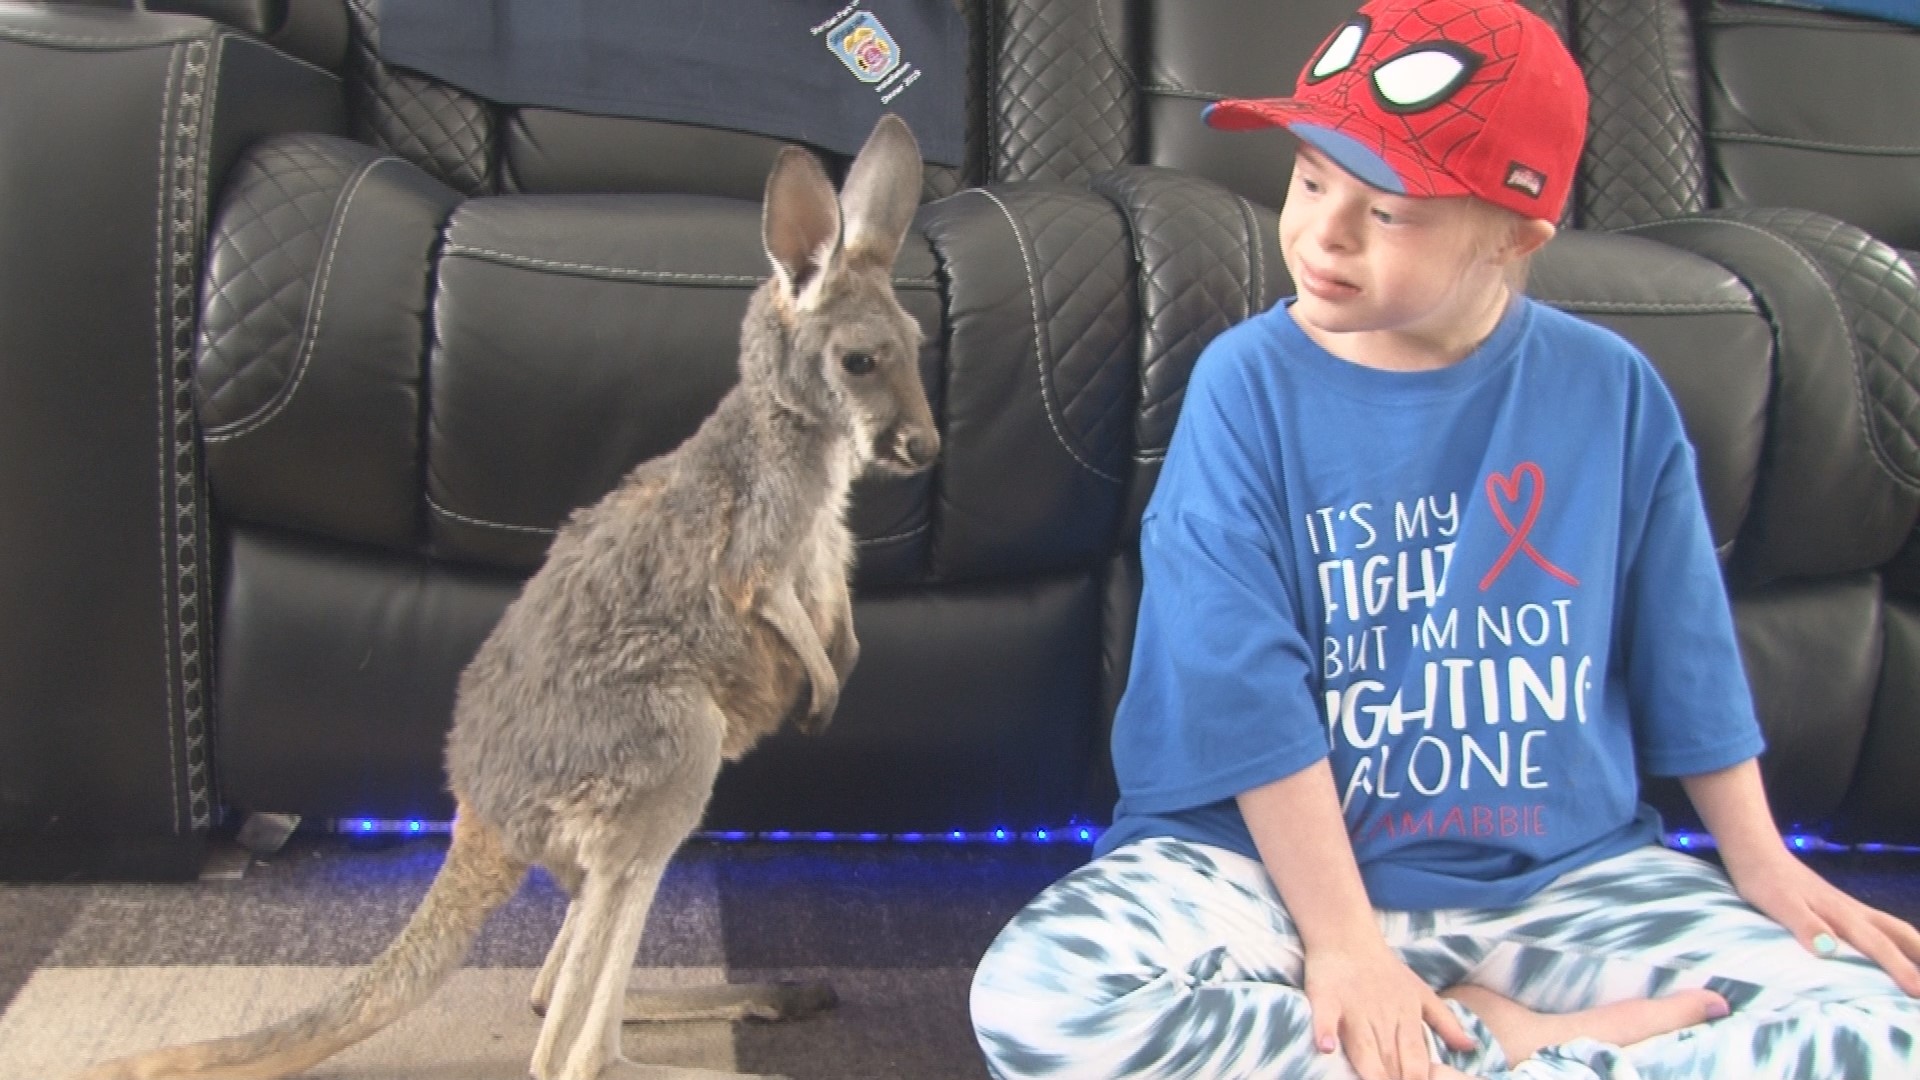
[330,819,1103,845]
[1661,831,1920,855]
[325,819,1920,855]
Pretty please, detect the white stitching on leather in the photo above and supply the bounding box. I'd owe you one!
[426,491,931,548]
[443,244,939,288]
[1094,0,1140,91]
[426,494,559,536]
[976,188,1124,484]
[444,245,765,284]
[1132,187,1264,470]
[220,29,341,83]
[1550,300,1756,313]
[854,521,930,546]
[986,0,998,173]
[1235,193,1265,315]
[1704,7,1893,32]
[1125,177,1173,469]
[153,42,183,831]
[0,25,199,47]
[206,154,399,443]
[1111,178,1156,466]
[1707,130,1920,155]
[181,34,218,830]
[1650,2,1709,157]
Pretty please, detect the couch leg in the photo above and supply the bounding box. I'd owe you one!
[234,812,303,856]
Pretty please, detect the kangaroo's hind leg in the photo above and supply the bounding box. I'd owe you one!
[552,694,727,1079]
[564,855,672,1078]
[531,899,579,1016]
[532,858,627,1079]
[539,887,831,1027]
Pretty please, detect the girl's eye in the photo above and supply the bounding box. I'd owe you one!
[1371,208,1397,225]
[1299,175,1323,194]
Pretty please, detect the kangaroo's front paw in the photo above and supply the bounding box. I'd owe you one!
[798,675,839,734]
[828,627,860,684]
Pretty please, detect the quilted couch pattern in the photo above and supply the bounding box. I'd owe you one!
[1574,0,1709,230]
[1092,167,1279,467]
[1739,209,1920,495]
[197,136,382,436]
[990,0,1132,184]
[5,0,1920,878]
[342,0,494,195]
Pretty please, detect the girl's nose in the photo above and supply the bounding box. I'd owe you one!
[1308,203,1360,253]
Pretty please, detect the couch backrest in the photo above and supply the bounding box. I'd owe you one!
[358,0,985,203]
[995,0,1674,228]
[1694,0,1920,254]
[152,0,991,202]
[155,0,1920,258]
[996,0,1919,260]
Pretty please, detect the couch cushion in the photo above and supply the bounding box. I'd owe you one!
[198,133,459,552]
[1530,230,1772,557]
[423,193,945,576]
[1699,1,1920,250]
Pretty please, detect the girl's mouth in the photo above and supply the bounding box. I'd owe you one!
[1299,263,1360,301]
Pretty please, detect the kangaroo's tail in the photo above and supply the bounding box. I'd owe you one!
[71,806,528,1080]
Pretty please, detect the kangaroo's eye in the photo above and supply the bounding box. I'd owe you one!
[841,351,876,376]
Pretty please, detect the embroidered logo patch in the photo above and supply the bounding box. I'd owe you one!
[1504,162,1547,199]
[827,12,900,83]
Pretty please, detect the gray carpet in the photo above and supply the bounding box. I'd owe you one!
[3,837,1916,1079]
[0,835,1085,1080]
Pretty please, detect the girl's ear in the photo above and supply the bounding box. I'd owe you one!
[1506,216,1557,261]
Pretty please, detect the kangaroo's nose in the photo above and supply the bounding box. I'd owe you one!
[899,430,940,470]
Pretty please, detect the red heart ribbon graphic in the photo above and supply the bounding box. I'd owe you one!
[1479,462,1580,591]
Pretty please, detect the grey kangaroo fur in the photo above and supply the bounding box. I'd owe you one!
[74,113,939,1080]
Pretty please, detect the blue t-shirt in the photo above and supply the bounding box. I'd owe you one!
[1097,296,1766,911]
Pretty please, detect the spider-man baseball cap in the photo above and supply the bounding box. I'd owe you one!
[1204,0,1588,222]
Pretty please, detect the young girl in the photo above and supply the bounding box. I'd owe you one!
[969,1,1920,1077]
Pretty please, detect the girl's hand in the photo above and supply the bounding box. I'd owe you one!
[1303,940,1478,1080]
[1684,760,1920,996]
[1728,851,1920,996]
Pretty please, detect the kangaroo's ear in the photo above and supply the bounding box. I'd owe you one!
[839,114,922,267]
[763,145,842,297]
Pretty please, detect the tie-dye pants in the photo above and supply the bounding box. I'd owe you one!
[971,838,1919,1078]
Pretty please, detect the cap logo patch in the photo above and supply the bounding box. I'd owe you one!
[1505,162,1546,198]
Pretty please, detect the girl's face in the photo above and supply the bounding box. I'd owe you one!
[1279,144,1536,371]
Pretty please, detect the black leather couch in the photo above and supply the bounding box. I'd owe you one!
[3,0,1917,880]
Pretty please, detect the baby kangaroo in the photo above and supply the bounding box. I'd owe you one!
[74,113,939,1080]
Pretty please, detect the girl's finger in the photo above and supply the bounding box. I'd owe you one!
[1424,994,1479,1053]
[1836,917,1920,997]
[1345,1020,1388,1080]
[1305,990,1341,1055]
[1395,1020,1432,1080]
[1769,902,1838,959]
[1869,908,1920,965]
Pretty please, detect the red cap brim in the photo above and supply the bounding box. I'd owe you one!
[1201,97,1475,201]
[1203,97,1320,132]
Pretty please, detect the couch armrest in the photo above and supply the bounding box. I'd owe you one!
[1624,209,1920,585]
[0,4,344,876]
